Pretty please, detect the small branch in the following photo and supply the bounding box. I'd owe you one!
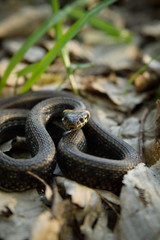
[139,108,149,163]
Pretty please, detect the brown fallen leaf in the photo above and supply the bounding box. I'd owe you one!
[0,5,51,38]
[3,39,46,63]
[55,177,115,240]
[115,163,160,240]
[31,187,77,240]
[140,21,160,39]
[87,76,147,112]
[32,176,116,239]
[31,210,64,240]
[0,190,45,240]
[134,70,159,92]
[0,192,17,217]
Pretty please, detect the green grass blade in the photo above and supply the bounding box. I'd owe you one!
[69,8,133,43]
[0,0,86,92]
[123,53,160,94]
[16,63,38,77]
[51,0,62,39]
[52,0,79,94]
[20,0,118,93]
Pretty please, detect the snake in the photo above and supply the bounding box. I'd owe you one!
[0,90,141,192]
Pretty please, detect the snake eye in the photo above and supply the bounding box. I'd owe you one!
[79,117,84,123]
[63,116,67,121]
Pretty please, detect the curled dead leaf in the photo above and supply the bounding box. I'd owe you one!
[55,177,114,239]
[88,76,147,112]
[31,210,63,240]
[0,192,17,217]
[134,70,159,92]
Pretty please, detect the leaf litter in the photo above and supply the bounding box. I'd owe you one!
[0,0,160,239]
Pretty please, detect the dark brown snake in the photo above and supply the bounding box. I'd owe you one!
[0,90,141,192]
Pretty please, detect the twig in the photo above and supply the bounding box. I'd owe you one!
[102,197,120,218]
[139,108,149,163]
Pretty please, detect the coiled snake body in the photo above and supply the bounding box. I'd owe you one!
[0,91,141,192]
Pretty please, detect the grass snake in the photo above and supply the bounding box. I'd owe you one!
[0,91,141,192]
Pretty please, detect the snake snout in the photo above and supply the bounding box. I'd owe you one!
[62,109,90,130]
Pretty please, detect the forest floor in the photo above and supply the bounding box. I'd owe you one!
[0,0,160,239]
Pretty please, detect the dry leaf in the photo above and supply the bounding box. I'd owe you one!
[0,192,17,217]
[134,70,159,92]
[0,190,45,240]
[0,5,51,38]
[115,163,160,240]
[89,77,147,112]
[3,39,46,63]
[56,177,114,240]
[31,210,63,240]
[89,43,140,71]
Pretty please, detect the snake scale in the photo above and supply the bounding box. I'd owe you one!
[0,90,141,192]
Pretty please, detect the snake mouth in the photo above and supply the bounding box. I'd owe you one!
[62,109,90,130]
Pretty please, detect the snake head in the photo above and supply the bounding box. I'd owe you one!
[62,109,90,130]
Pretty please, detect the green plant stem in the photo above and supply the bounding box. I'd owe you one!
[0,0,86,93]
[51,0,78,94]
[69,8,133,43]
[20,0,117,93]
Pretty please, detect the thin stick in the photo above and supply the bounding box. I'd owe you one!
[139,108,149,163]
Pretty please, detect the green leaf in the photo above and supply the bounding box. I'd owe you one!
[52,0,78,94]
[16,63,38,77]
[20,0,118,93]
[0,0,86,92]
[69,8,133,43]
